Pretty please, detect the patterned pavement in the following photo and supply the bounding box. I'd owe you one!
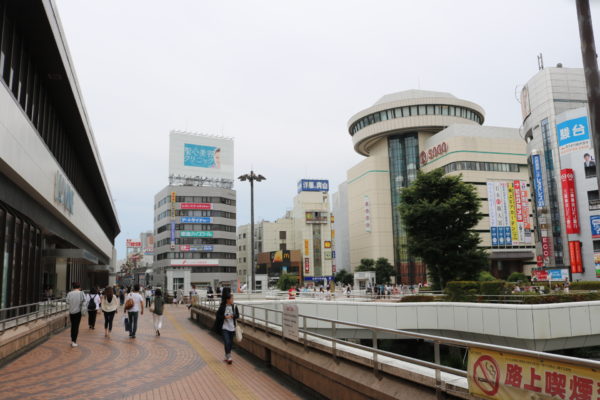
[0,305,307,400]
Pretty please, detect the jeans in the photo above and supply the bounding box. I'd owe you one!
[128,311,139,337]
[88,310,97,328]
[146,297,151,307]
[222,329,235,358]
[103,311,116,331]
[69,312,82,343]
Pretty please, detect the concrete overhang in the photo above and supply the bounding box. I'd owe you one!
[43,248,99,265]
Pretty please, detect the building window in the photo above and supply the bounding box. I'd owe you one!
[279,231,286,239]
[279,243,287,251]
[594,240,600,252]
[588,190,600,211]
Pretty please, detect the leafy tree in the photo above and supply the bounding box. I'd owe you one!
[507,272,527,282]
[335,270,354,286]
[399,169,488,290]
[355,258,375,272]
[374,257,395,284]
[276,273,298,291]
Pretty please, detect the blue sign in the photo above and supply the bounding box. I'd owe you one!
[297,179,329,193]
[591,216,600,239]
[170,222,176,243]
[190,245,214,252]
[556,116,590,147]
[504,227,512,245]
[181,216,212,224]
[491,227,499,247]
[183,144,219,168]
[532,154,546,207]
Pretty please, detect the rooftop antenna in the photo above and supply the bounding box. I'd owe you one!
[537,53,544,70]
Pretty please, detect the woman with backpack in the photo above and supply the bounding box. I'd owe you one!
[151,288,164,336]
[85,288,101,329]
[101,286,118,338]
[213,289,239,364]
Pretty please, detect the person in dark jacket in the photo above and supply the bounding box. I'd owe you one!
[152,288,164,336]
[213,290,239,364]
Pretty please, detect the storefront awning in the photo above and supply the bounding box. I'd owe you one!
[42,248,99,265]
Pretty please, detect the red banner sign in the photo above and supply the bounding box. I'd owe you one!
[180,203,212,210]
[569,241,583,274]
[304,258,310,273]
[541,237,552,260]
[180,245,190,251]
[560,169,580,234]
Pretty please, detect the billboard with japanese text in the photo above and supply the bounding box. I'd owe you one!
[487,181,532,247]
[169,131,234,180]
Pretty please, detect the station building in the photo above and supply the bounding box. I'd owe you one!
[345,90,534,282]
[0,0,120,306]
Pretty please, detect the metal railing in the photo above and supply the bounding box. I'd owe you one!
[195,298,600,397]
[0,299,68,334]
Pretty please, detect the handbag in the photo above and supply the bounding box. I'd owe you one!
[234,324,243,343]
[123,316,130,332]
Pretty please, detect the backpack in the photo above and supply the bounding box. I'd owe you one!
[125,297,134,310]
[87,295,97,311]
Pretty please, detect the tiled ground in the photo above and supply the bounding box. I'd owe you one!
[0,306,306,400]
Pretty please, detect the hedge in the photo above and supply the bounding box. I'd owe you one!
[521,292,600,304]
[399,295,439,302]
[570,281,600,291]
[480,281,506,296]
[445,281,479,302]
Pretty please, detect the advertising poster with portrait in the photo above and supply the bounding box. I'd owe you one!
[169,131,234,180]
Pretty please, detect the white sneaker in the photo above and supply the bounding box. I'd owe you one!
[71,342,78,347]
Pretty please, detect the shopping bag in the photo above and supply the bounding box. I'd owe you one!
[123,316,130,332]
[234,324,243,343]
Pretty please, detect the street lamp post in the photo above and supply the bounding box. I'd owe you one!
[238,171,266,292]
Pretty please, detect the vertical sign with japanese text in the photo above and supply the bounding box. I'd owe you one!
[532,154,545,208]
[560,169,580,234]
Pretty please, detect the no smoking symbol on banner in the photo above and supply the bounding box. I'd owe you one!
[473,355,500,396]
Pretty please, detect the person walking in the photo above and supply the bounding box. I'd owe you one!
[124,283,144,339]
[151,288,164,336]
[213,290,239,364]
[175,285,184,306]
[119,286,125,306]
[145,286,152,308]
[101,286,118,338]
[66,282,86,347]
[85,288,101,329]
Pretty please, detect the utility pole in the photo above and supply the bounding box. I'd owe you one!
[576,0,600,191]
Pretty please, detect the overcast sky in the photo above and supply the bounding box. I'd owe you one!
[55,0,600,260]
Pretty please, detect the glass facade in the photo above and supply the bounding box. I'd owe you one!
[540,118,564,265]
[350,104,483,135]
[388,133,425,284]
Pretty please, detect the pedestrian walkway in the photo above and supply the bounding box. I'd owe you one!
[0,306,310,400]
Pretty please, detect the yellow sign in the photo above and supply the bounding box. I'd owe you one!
[507,183,518,244]
[468,347,600,400]
[304,239,309,256]
[171,191,176,202]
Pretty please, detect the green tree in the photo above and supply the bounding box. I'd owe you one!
[507,272,527,282]
[355,258,375,272]
[399,169,488,290]
[478,271,496,282]
[276,273,298,291]
[374,257,395,284]
[335,270,354,285]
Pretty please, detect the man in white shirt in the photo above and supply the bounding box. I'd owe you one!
[125,283,144,338]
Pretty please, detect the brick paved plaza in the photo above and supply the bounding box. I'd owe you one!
[0,306,309,400]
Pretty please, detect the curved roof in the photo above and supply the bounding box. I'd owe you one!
[374,90,456,106]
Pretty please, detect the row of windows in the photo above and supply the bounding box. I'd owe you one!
[0,3,114,238]
[155,238,236,247]
[156,196,235,208]
[443,161,522,174]
[156,209,236,222]
[156,252,236,260]
[192,267,236,273]
[350,104,483,135]
[156,223,236,234]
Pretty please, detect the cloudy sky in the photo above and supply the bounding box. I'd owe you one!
[55,0,600,259]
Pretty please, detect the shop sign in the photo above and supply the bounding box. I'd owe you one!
[595,252,600,278]
[324,250,332,260]
[180,245,213,252]
[304,239,309,256]
[532,268,569,282]
[468,347,600,400]
[532,155,545,208]
[560,169,580,234]
[171,191,176,218]
[282,304,299,341]
[180,231,214,238]
[180,203,212,210]
[180,216,212,224]
[556,116,590,154]
[297,179,329,193]
[304,258,310,273]
[420,142,448,165]
[590,216,600,239]
[364,195,371,233]
[170,222,176,248]
[126,240,142,248]
[170,259,218,266]
[541,237,552,261]
[54,171,74,214]
[324,241,332,248]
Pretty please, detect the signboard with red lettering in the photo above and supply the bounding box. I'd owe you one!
[304,258,310,273]
[469,347,600,400]
[180,203,212,210]
[560,169,580,234]
[419,142,448,165]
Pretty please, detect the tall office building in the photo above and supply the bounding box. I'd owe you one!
[153,131,237,294]
[0,0,120,305]
[331,182,350,271]
[521,66,599,280]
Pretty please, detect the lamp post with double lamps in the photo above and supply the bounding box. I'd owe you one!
[238,171,266,291]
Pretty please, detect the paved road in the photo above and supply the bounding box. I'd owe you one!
[0,305,307,400]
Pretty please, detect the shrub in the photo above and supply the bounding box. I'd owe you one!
[480,280,506,296]
[445,281,479,302]
[478,271,496,281]
[399,295,439,302]
[521,292,600,304]
[570,281,600,291]
[507,272,528,282]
